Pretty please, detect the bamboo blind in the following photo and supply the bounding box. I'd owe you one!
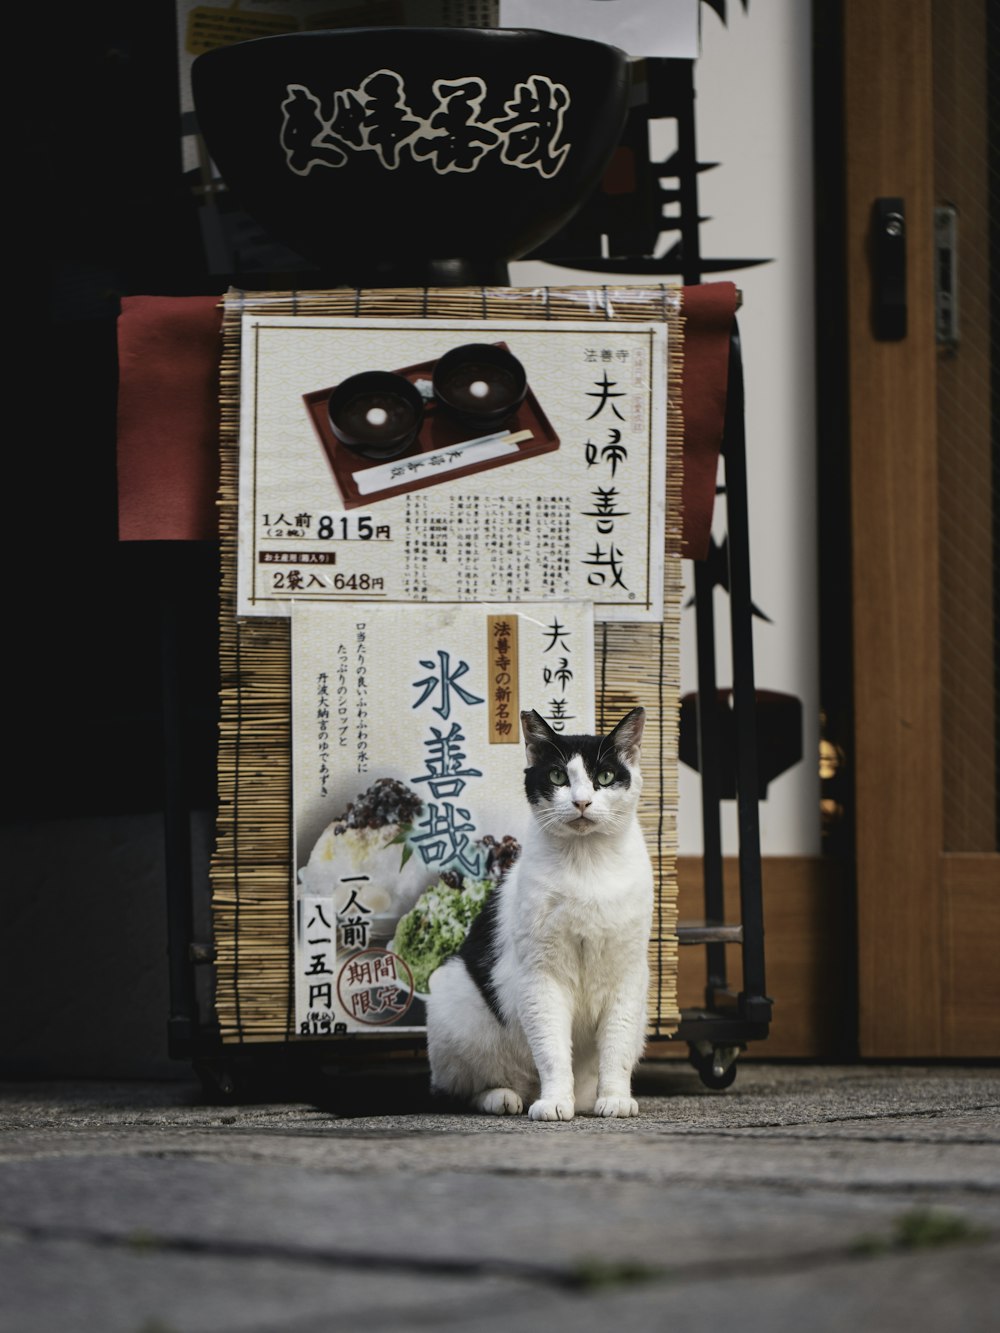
[212,285,685,1044]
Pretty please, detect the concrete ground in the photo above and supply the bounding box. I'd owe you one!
[1,1064,998,1333]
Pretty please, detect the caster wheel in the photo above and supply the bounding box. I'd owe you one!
[689,1044,739,1090]
[696,1058,737,1090]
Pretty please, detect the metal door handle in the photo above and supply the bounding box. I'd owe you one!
[872,198,907,340]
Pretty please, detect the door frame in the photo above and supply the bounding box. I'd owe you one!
[842,0,999,1056]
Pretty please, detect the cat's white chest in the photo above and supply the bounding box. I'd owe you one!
[510,829,652,986]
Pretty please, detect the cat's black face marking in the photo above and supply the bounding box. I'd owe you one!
[523,732,632,806]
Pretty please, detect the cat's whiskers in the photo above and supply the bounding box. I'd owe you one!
[537,805,576,834]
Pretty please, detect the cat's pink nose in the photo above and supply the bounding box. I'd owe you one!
[574,798,592,812]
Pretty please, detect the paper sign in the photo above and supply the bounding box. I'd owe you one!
[239,316,668,622]
[498,0,700,59]
[292,600,594,1035]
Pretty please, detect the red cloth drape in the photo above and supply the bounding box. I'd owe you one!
[116,295,223,542]
[679,282,737,559]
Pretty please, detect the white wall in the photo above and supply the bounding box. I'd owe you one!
[512,0,820,855]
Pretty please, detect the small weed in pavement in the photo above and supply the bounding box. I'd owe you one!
[850,1207,989,1258]
[568,1258,665,1290]
[126,1230,161,1253]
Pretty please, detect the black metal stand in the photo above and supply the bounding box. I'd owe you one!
[620,56,772,1086]
[672,326,771,1089]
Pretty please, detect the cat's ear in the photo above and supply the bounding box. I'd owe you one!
[608,707,645,764]
[521,709,558,765]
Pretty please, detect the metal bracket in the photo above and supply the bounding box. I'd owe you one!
[934,204,959,349]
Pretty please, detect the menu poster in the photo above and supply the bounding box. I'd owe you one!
[239,317,668,622]
[291,601,594,1036]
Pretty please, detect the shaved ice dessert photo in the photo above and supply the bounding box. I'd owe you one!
[297,777,433,945]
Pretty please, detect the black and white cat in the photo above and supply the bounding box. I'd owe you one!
[426,707,653,1120]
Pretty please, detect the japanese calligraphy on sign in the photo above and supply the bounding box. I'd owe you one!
[239,317,667,622]
[292,601,594,1035]
[281,70,571,179]
[487,615,520,743]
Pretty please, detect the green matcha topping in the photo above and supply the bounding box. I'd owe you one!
[392,876,494,993]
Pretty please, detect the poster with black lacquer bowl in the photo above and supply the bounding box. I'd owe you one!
[238,315,668,623]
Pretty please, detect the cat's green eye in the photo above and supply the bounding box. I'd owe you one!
[549,768,569,786]
[596,769,616,786]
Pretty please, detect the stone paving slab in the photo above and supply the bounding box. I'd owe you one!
[0,1234,538,1333]
[435,1244,1000,1333]
[6,1151,998,1273]
[3,1120,998,1197]
[3,1064,998,1130]
[1,1068,997,1333]
[3,1217,998,1333]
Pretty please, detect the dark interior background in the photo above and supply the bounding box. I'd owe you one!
[4,5,219,1077]
[14,3,220,824]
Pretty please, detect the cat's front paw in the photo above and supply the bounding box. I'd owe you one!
[528,1097,575,1122]
[594,1094,638,1118]
[475,1087,524,1115]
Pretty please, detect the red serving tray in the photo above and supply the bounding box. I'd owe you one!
[303,345,560,510]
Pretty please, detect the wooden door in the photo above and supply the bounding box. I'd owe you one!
[843,0,999,1055]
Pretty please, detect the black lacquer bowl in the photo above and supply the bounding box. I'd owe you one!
[327,371,424,460]
[192,27,629,283]
[432,342,527,431]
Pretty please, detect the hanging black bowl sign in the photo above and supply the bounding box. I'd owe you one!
[191,27,630,282]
